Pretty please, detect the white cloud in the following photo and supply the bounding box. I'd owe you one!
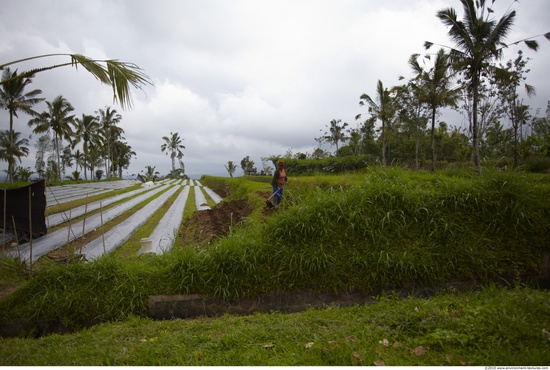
[1,0,549,179]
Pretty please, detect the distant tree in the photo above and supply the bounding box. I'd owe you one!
[161,132,185,173]
[426,0,547,166]
[311,147,330,160]
[28,95,76,181]
[73,114,100,180]
[0,67,43,182]
[72,149,84,174]
[97,107,123,178]
[144,165,158,180]
[225,161,237,177]
[321,119,349,154]
[34,134,53,179]
[0,130,29,184]
[61,144,73,180]
[14,166,32,182]
[358,80,395,167]
[408,49,459,170]
[240,156,255,175]
[87,143,104,180]
[112,141,136,178]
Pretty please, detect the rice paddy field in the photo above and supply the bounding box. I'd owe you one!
[1,166,549,365]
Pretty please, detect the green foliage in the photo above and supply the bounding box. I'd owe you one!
[282,155,373,175]
[1,286,549,365]
[0,168,548,337]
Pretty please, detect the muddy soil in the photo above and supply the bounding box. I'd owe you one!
[180,199,255,246]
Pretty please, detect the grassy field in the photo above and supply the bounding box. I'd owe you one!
[1,286,549,366]
[1,167,549,365]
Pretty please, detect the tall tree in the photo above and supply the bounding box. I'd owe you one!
[427,0,548,166]
[87,143,104,180]
[0,130,29,184]
[161,132,185,173]
[112,141,136,178]
[74,113,101,180]
[497,50,536,167]
[61,144,73,180]
[72,149,84,174]
[321,119,349,154]
[409,49,459,170]
[28,95,75,181]
[357,80,395,167]
[96,107,123,178]
[0,67,43,181]
[34,134,53,178]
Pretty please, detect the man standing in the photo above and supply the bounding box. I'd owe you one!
[271,160,287,206]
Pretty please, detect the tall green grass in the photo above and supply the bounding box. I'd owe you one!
[1,167,548,331]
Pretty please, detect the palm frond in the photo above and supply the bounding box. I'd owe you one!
[1,53,152,110]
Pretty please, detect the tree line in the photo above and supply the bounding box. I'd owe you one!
[290,1,550,171]
[0,54,151,184]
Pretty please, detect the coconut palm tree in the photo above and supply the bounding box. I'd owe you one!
[409,49,459,170]
[0,67,43,164]
[28,95,75,181]
[73,149,84,173]
[96,107,122,178]
[87,143,104,181]
[73,114,100,180]
[426,0,546,166]
[0,130,29,184]
[144,165,157,180]
[112,141,136,178]
[225,161,237,178]
[322,119,349,154]
[161,132,185,173]
[357,80,395,167]
[1,54,151,110]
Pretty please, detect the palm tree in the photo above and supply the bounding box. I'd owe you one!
[144,165,157,180]
[322,119,349,154]
[1,54,152,110]
[357,80,395,167]
[87,143,104,180]
[225,161,237,177]
[28,95,75,181]
[510,100,531,167]
[409,49,459,170]
[427,0,545,166]
[0,130,29,184]
[73,114,100,180]
[0,67,43,163]
[73,149,84,173]
[96,107,123,178]
[161,132,185,173]
[112,141,136,178]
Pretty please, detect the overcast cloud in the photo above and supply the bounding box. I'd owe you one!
[1,0,549,179]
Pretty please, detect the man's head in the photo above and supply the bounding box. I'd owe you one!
[278,160,285,168]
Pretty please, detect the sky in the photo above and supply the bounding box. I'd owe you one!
[1,0,549,179]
